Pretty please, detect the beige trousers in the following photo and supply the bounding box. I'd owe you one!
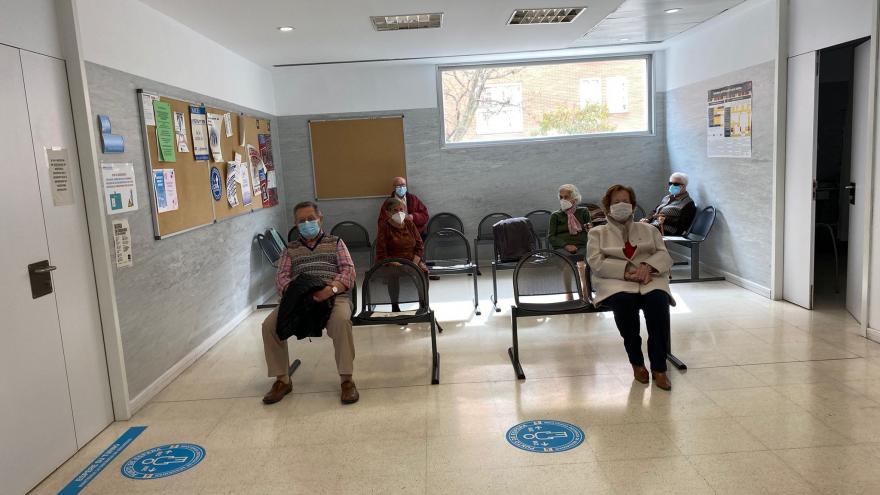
[262,295,354,377]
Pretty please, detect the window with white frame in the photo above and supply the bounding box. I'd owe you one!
[439,55,651,145]
[579,78,602,107]
[475,83,523,135]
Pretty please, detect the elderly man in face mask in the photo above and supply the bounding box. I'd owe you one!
[377,176,429,238]
[640,172,697,236]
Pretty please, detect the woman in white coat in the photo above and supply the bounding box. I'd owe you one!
[587,184,675,390]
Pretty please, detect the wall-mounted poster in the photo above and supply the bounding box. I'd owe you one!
[189,106,210,161]
[258,133,278,207]
[707,81,752,158]
[153,169,179,213]
[101,162,139,215]
[206,113,224,162]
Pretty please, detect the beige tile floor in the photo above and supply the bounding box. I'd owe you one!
[31,273,880,494]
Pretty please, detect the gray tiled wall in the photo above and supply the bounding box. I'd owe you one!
[665,61,776,290]
[86,63,288,397]
[277,94,669,250]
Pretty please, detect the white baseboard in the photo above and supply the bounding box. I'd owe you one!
[868,327,880,344]
[127,287,276,416]
[668,248,772,298]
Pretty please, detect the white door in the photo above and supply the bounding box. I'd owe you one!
[20,50,113,445]
[846,40,871,321]
[784,51,820,309]
[0,45,79,495]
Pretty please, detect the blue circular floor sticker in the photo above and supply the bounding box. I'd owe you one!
[121,443,205,479]
[507,420,584,453]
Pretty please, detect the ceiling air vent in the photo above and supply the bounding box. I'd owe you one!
[371,13,443,31]
[508,7,585,25]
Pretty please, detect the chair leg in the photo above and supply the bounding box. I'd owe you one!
[288,359,302,378]
[508,309,525,380]
[665,323,687,370]
[474,240,482,276]
[430,313,440,384]
[472,266,481,315]
[491,263,501,312]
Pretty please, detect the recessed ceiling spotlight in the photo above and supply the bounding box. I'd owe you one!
[664,8,682,14]
[619,37,630,41]
[278,26,295,32]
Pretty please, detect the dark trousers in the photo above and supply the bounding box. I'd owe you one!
[605,290,670,372]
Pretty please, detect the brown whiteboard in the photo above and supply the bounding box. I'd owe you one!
[309,116,406,199]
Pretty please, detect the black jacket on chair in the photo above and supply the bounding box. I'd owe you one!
[493,217,538,262]
[276,273,335,341]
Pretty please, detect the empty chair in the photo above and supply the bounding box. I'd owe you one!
[427,212,465,237]
[330,221,373,272]
[287,226,297,242]
[507,250,607,379]
[473,212,512,275]
[634,204,647,221]
[351,258,440,384]
[525,209,552,248]
[424,228,480,315]
[490,217,540,312]
[268,227,286,252]
[256,231,282,267]
[663,206,725,283]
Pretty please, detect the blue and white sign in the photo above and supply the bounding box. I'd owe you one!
[121,443,205,480]
[210,166,222,201]
[506,420,584,453]
[58,426,147,495]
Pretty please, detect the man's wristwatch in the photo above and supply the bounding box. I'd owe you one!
[330,285,339,294]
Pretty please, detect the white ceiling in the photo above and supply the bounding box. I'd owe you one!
[139,0,746,67]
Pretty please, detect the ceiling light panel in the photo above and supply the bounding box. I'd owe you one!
[371,13,443,31]
[508,7,586,25]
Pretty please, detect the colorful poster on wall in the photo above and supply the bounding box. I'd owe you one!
[707,81,752,158]
[247,144,266,198]
[173,111,189,153]
[226,161,239,207]
[101,162,139,215]
[153,169,179,213]
[153,100,176,162]
[258,133,278,207]
[207,113,224,162]
[189,106,210,161]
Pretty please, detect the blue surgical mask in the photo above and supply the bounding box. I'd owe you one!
[298,220,321,239]
[668,184,682,196]
[394,185,407,197]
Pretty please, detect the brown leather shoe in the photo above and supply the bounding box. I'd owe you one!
[632,365,649,384]
[262,379,292,404]
[652,372,672,391]
[341,380,360,404]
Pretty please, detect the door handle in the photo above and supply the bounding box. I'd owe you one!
[27,260,55,299]
[844,184,856,190]
[847,182,856,205]
[33,265,57,274]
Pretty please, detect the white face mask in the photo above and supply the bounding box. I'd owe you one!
[560,199,574,211]
[391,211,407,224]
[609,202,633,222]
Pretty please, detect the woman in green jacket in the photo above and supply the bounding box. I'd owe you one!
[548,184,591,295]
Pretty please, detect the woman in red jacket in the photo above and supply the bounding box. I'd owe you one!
[375,197,428,311]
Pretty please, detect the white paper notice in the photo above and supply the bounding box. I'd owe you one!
[46,148,74,206]
[224,112,233,138]
[101,162,139,215]
[207,113,224,162]
[267,170,277,189]
[226,162,239,207]
[141,93,159,126]
[234,153,244,184]
[240,163,252,206]
[239,116,247,146]
[112,219,133,268]
[153,169,179,213]
[173,111,189,153]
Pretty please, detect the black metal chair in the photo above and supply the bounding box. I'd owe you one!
[634,204,647,221]
[508,250,608,379]
[427,212,465,237]
[663,206,725,283]
[473,212,512,275]
[268,227,286,253]
[490,219,540,312]
[524,210,552,248]
[256,232,282,267]
[331,221,374,272]
[351,258,440,384]
[287,226,297,242]
[424,228,480,315]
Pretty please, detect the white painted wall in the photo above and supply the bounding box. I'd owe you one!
[74,0,276,114]
[789,0,873,57]
[0,0,62,58]
[664,0,776,91]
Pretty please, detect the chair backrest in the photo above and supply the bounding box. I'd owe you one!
[685,206,716,241]
[427,213,464,236]
[359,258,430,310]
[256,233,281,265]
[524,210,552,238]
[477,212,512,240]
[634,204,647,221]
[493,217,540,263]
[513,250,583,303]
[331,221,372,249]
[287,226,297,242]
[268,227,286,252]
[424,228,472,267]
